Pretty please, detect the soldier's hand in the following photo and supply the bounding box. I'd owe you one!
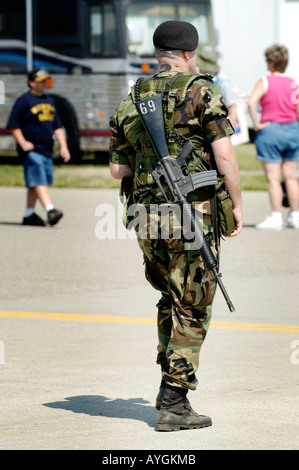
[228,207,243,237]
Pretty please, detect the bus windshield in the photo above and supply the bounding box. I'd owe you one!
[126,1,211,56]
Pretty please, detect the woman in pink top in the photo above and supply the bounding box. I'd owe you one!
[248,45,299,229]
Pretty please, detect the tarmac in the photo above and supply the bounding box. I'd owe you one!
[0,186,298,451]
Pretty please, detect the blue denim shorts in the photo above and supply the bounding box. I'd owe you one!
[255,121,299,162]
[23,151,53,188]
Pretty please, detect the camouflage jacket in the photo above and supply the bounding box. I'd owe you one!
[110,64,234,203]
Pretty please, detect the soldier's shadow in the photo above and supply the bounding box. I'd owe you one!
[43,395,157,428]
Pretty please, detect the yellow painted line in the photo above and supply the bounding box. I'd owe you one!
[211,321,299,333]
[0,310,155,325]
[0,310,299,333]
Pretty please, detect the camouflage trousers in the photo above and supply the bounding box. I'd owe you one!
[136,201,219,391]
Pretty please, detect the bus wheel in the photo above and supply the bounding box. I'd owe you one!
[51,94,81,163]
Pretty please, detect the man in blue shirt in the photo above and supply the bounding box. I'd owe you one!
[7,68,71,226]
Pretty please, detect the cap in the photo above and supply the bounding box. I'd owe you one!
[197,49,219,74]
[27,68,51,82]
[153,20,198,52]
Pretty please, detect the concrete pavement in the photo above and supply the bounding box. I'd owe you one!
[0,186,298,450]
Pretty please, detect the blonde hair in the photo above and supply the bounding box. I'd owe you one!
[265,45,288,73]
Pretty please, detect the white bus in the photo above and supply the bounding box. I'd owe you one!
[0,0,216,161]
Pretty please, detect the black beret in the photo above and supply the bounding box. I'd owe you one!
[153,20,198,52]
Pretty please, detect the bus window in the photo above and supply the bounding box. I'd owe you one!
[35,0,80,57]
[178,4,210,44]
[90,6,102,54]
[126,1,211,56]
[0,0,26,39]
[89,2,120,57]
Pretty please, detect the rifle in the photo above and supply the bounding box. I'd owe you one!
[135,93,235,312]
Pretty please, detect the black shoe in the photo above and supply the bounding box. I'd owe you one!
[156,384,212,432]
[22,213,45,226]
[48,208,63,226]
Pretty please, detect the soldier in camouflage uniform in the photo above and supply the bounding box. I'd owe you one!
[110,20,243,431]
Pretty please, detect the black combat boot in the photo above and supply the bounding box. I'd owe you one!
[155,379,192,411]
[155,379,166,410]
[155,365,194,411]
[156,384,212,432]
[155,364,168,410]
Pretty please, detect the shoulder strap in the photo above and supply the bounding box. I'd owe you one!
[162,73,182,101]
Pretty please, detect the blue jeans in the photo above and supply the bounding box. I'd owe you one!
[23,151,53,188]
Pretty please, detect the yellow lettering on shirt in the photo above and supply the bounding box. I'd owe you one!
[30,103,56,121]
[38,114,55,121]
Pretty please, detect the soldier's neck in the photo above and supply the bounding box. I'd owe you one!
[158,57,189,72]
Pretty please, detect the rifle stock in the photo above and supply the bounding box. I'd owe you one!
[135,94,169,158]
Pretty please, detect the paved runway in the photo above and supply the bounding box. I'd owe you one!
[0,186,298,450]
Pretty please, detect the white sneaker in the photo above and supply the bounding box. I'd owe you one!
[256,214,283,230]
[285,211,299,229]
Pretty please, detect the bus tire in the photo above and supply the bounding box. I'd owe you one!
[51,94,81,163]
